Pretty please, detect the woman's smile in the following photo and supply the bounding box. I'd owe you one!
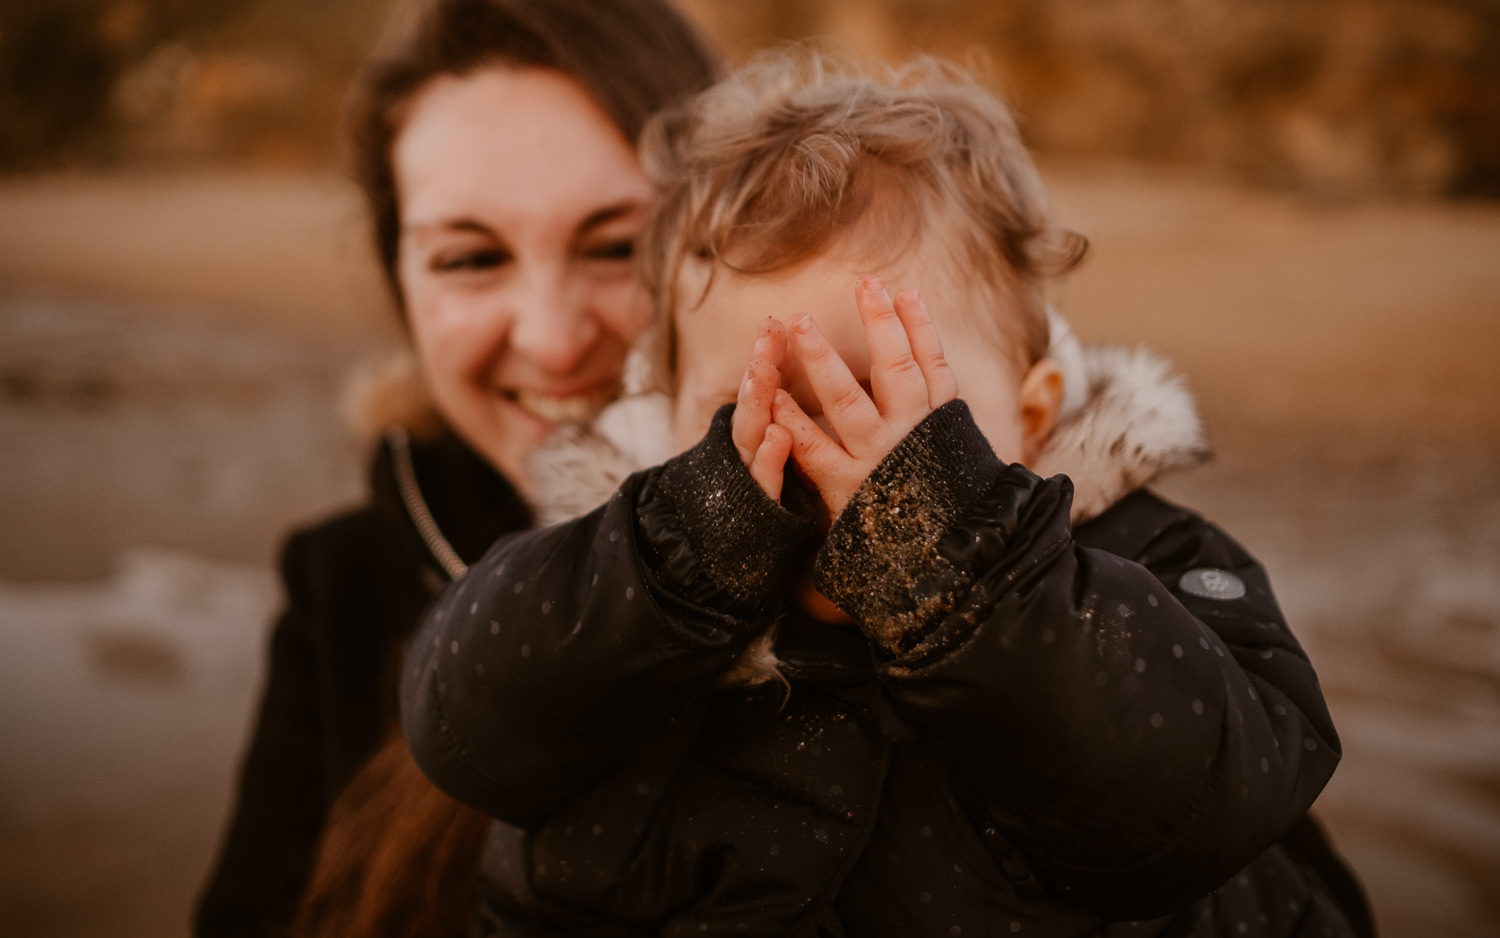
[502,385,618,427]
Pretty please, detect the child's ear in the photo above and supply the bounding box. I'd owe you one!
[1017,357,1063,466]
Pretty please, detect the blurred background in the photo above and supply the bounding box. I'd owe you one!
[1,1,1497,936]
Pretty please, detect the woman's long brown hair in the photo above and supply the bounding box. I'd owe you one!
[293,2,717,934]
[294,738,488,938]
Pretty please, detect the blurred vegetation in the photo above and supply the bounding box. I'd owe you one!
[2,0,1497,196]
[686,0,1500,197]
[0,0,391,170]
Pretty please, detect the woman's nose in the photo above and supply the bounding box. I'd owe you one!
[507,269,599,375]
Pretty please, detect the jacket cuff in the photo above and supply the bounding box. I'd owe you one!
[813,400,1004,655]
[655,403,817,612]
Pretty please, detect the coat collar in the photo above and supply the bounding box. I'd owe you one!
[1031,312,1211,523]
[527,316,1209,527]
[344,347,533,579]
[370,427,532,582]
[345,321,1211,541]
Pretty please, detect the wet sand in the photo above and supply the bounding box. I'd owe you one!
[1,169,1496,937]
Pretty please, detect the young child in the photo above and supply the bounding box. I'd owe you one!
[402,55,1370,938]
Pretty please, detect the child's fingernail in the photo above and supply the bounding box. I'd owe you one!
[756,319,769,337]
[862,276,884,292]
[790,313,813,334]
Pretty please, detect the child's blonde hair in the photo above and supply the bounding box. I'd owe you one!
[639,50,1086,386]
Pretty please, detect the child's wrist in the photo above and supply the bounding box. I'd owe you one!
[813,400,1004,654]
[658,403,818,612]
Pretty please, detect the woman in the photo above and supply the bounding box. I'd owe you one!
[194,2,718,936]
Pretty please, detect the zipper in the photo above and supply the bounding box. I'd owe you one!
[385,425,469,580]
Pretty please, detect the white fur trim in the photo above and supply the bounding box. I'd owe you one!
[594,393,677,474]
[532,343,1207,527]
[1047,308,1089,418]
[621,325,672,397]
[526,394,674,527]
[719,628,789,691]
[527,430,644,528]
[527,338,1208,685]
[1031,345,1209,525]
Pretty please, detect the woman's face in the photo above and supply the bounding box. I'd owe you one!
[394,67,655,488]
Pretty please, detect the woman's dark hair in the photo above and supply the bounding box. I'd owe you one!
[347,0,721,307]
[292,6,718,935]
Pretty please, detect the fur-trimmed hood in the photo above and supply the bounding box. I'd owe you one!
[528,314,1209,528]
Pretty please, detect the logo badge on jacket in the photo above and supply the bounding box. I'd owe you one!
[1178,568,1246,601]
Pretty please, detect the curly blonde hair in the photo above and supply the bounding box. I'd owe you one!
[638,50,1086,388]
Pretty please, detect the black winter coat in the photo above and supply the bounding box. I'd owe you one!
[403,401,1372,938]
[195,431,530,938]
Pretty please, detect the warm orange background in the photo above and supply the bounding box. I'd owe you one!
[1,3,1497,937]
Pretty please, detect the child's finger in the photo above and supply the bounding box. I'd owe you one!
[772,389,846,472]
[760,316,788,369]
[786,313,882,448]
[732,359,779,461]
[748,423,792,502]
[854,278,927,415]
[892,290,960,407]
[773,390,858,514]
[731,321,785,462]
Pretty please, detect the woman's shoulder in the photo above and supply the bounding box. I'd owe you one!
[275,430,533,652]
[275,496,433,635]
[279,498,402,578]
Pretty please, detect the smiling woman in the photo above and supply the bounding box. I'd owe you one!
[192,3,718,937]
[394,67,657,487]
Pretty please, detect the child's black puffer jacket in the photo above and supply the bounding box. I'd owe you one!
[402,349,1371,938]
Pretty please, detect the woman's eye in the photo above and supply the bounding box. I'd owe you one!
[432,248,509,272]
[583,240,635,262]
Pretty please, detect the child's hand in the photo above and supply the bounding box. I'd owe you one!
[772,278,959,517]
[731,317,795,502]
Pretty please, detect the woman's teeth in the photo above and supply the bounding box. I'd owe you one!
[510,389,612,425]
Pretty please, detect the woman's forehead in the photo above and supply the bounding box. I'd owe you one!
[395,67,651,234]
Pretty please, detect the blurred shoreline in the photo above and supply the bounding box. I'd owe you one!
[1,167,1498,937]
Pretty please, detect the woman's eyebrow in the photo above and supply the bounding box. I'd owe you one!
[403,218,497,238]
[578,201,646,234]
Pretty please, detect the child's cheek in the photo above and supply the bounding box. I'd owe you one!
[968,397,1026,465]
[670,374,734,453]
[670,395,706,453]
[777,366,871,429]
[814,308,873,379]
